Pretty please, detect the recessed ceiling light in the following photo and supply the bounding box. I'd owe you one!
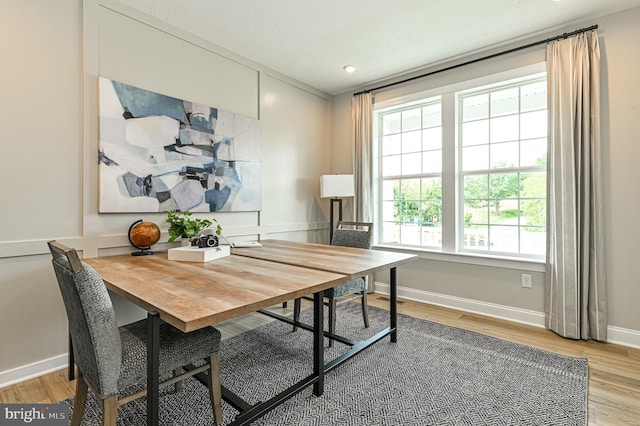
[343,65,356,73]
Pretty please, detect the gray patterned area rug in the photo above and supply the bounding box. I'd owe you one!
[65,304,588,425]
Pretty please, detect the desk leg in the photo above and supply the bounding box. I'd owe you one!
[313,290,324,396]
[390,267,398,343]
[146,312,160,426]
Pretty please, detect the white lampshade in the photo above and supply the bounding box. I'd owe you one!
[320,174,355,198]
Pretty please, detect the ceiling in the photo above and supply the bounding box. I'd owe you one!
[117,0,640,95]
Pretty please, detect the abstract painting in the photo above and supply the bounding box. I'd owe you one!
[98,77,261,213]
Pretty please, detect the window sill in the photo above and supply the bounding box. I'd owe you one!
[372,244,546,272]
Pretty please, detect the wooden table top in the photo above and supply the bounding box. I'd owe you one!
[84,253,347,333]
[231,239,418,278]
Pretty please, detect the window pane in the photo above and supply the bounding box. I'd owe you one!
[463,225,489,249]
[382,201,396,222]
[520,138,546,167]
[521,226,546,255]
[400,179,421,232]
[489,173,519,199]
[382,133,401,156]
[401,153,421,175]
[521,199,545,227]
[421,200,442,225]
[464,174,488,200]
[462,145,489,171]
[401,178,421,199]
[490,115,519,143]
[422,127,442,150]
[421,223,442,246]
[520,172,546,198]
[423,103,441,127]
[402,130,421,153]
[402,108,422,132]
[491,87,519,117]
[461,120,489,146]
[400,224,420,245]
[462,94,489,121]
[382,155,401,177]
[382,179,399,200]
[421,177,442,200]
[464,202,489,224]
[521,110,547,139]
[521,81,547,112]
[382,222,400,244]
[489,198,518,224]
[422,150,442,173]
[490,141,518,169]
[490,225,519,253]
[383,112,401,135]
[464,174,489,225]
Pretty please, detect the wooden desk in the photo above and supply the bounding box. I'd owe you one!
[232,239,416,278]
[232,239,417,343]
[83,243,417,425]
[85,252,345,426]
[85,253,346,333]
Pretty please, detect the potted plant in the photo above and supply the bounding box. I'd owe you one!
[165,210,222,243]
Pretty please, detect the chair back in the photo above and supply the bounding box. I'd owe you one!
[331,221,373,249]
[48,241,122,399]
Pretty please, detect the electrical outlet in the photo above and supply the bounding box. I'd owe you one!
[521,273,532,288]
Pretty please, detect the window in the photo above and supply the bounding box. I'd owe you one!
[375,72,547,260]
[380,100,443,247]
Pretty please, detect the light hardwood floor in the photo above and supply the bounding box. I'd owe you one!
[1,294,638,425]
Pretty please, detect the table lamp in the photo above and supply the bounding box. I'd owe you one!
[320,174,355,242]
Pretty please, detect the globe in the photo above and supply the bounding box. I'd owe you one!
[128,220,161,255]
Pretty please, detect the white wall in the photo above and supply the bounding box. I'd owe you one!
[0,0,82,385]
[332,7,640,345]
[0,0,333,386]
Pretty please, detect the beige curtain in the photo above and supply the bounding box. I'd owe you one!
[545,31,607,341]
[352,92,373,222]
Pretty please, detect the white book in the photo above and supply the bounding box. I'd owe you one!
[232,241,262,248]
[168,245,231,262]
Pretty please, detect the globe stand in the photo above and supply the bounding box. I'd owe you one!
[128,220,159,256]
[131,245,153,256]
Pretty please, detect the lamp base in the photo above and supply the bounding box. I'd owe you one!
[329,198,343,243]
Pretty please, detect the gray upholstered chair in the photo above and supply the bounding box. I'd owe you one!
[47,241,223,426]
[293,221,373,346]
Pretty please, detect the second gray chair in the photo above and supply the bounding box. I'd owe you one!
[293,221,373,346]
[48,240,223,426]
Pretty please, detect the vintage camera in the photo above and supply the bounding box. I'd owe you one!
[193,234,219,248]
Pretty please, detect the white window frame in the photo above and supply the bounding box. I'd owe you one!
[372,63,547,271]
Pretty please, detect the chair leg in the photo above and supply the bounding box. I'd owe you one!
[101,395,118,426]
[70,372,88,426]
[208,354,223,426]
[293,298,301,332]
[361,291,370,328]
[329,297,337,347]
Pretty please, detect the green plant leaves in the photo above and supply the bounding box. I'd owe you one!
[165,210,220,242]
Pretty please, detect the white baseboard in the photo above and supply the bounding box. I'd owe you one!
[0,354,67,389]
[374,282,640,349]
[607,326,640,349]
[374,281,546,328]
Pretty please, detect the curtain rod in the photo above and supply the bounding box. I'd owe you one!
[353,24,598,96]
